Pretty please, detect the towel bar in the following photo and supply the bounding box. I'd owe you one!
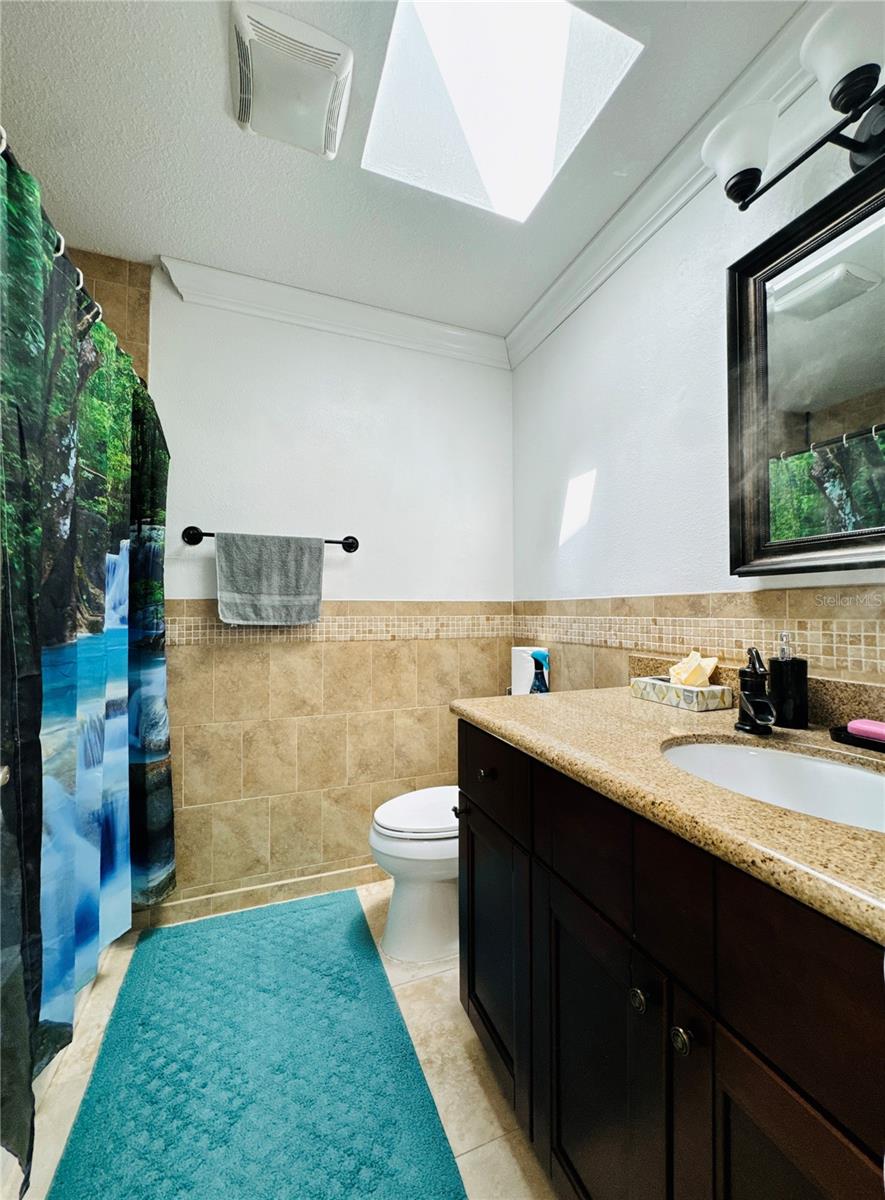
[182,526,358,553]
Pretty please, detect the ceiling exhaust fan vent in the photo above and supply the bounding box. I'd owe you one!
[233,25,252,125]
[229,2,353,160]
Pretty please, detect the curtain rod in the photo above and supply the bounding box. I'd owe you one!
[1,125,102,322]
[779,422,883,460]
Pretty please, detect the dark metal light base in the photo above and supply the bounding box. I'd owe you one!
[830,64,881,114]
[849,101,885,173]
[725,168,762,205]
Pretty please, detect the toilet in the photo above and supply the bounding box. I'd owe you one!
[369,785,459,964]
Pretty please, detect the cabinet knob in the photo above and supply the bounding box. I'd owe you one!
[477,767,497,782]
[629,987,647,1015]
[670,1026,694,1057]
[452,805,468,819]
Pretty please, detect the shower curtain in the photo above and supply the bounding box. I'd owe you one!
[1,149,175,1190]
[769,432,885,541]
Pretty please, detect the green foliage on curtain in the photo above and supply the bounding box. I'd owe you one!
[769,433,885,542]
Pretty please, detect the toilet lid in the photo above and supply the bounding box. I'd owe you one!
[373,786,459,839]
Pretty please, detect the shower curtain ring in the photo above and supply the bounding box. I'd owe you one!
[75,268,84,291]
[809,441,817,453]
[842,433,848,447]
[54,232,65,258]
[873,424,882,440]
[0,126,6,155]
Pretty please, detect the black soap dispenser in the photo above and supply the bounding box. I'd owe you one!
[769,631,808,729]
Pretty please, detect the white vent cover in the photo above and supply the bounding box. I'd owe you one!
[229,2,353,159]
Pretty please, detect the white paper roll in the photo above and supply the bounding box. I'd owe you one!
[512,646,549,695]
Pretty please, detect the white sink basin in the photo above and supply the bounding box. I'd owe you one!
[663,742,885,833]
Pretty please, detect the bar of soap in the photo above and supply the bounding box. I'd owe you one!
[846,718,885,742]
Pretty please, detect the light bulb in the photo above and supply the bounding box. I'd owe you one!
[701,102,776,205]
[800,5,884,114]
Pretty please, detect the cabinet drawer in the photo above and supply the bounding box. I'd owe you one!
[458,722,530,847]
[533,762,632,932]
[634,818,715,1005]
[717,862,885,1159]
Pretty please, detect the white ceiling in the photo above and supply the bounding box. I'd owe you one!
[2,0,800,336]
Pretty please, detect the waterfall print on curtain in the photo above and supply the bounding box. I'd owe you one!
[1,148,175,1189]
[769,431,885,541]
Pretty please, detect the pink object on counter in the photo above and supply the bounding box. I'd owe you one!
[846,719,885,742]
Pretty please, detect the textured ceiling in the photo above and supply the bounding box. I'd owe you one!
[2,0,799,335]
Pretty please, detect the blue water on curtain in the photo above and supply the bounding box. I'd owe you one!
[39,540,134,1024]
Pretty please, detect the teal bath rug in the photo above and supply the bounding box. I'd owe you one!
[49,891,466,1200]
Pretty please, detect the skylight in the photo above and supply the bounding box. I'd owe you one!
[362,1,643,223]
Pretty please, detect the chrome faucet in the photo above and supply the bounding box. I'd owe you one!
[735,647,777,736]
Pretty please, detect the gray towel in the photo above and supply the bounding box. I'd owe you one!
[215,533,324,625]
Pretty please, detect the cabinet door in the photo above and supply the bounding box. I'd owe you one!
[715,1026,882,1200]
[458,801,531,1131]
[671,988,714,1200]
[533,867,667,1200]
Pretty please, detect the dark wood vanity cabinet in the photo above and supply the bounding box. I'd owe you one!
[457,720,884,1200]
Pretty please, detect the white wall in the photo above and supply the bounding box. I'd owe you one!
[150,271,513,599]
[512,86,885,599]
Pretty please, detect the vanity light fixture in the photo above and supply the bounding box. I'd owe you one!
[703,4,885,210]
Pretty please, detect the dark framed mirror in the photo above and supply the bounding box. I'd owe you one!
[728,163,885,575]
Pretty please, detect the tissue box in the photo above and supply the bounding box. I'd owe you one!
[630,675,732,712]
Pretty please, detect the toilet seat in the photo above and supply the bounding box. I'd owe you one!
[372,785,459,840]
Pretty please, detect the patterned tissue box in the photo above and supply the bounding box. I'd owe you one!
[630,675,733,712]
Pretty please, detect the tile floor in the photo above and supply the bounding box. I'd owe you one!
[2,880,556,1200]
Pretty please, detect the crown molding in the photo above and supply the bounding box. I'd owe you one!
[506,5,826,369]
[160,257,511,371]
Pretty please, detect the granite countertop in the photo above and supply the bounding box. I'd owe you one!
[450,688,885,945]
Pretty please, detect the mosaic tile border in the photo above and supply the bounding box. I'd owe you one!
[165,590,885,677]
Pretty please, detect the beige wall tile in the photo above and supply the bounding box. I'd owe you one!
[129,343,148,382]
[174,807,213,888]
[170,728,183,808]
[320,600,349,616]
[269,791,322,871]
[575,598,612,616]
[416,640,459,706]
[458,637,499,698]
[151,897,214,926]
[322,784,372,860]
[213,645,269,721]
[710,590,787,618]
[610,596,654,617]
[395,707,439,776]
[126,286,150,344]
[242,718,298,797]
[497,638,514,694]
[212,797,269,882]
[521,601,547,616]
[297,714,347,790]
[396,601,439,615]
[562,643,595,690]
[91,278,128,333]
[269,643,323,718]
[127,260,152,290]
[371,778,416,805]
[437,707,458,772]
[415,771,457,789]
[372,641,418,710]
[167,645,214,726]
[182,723,242,805]
[546,642,564,691]
[347,710,395,783]
[546,600,577,615]
[654,593,711,617]
[165,599,186,617]
[323,642,372,713]
[594,647,629,688]
[348,601,397,615]
[787,584,885,620]
[184,599,219,618]
[71,249,128,285]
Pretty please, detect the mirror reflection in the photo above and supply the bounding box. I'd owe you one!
[766,207,885,543]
